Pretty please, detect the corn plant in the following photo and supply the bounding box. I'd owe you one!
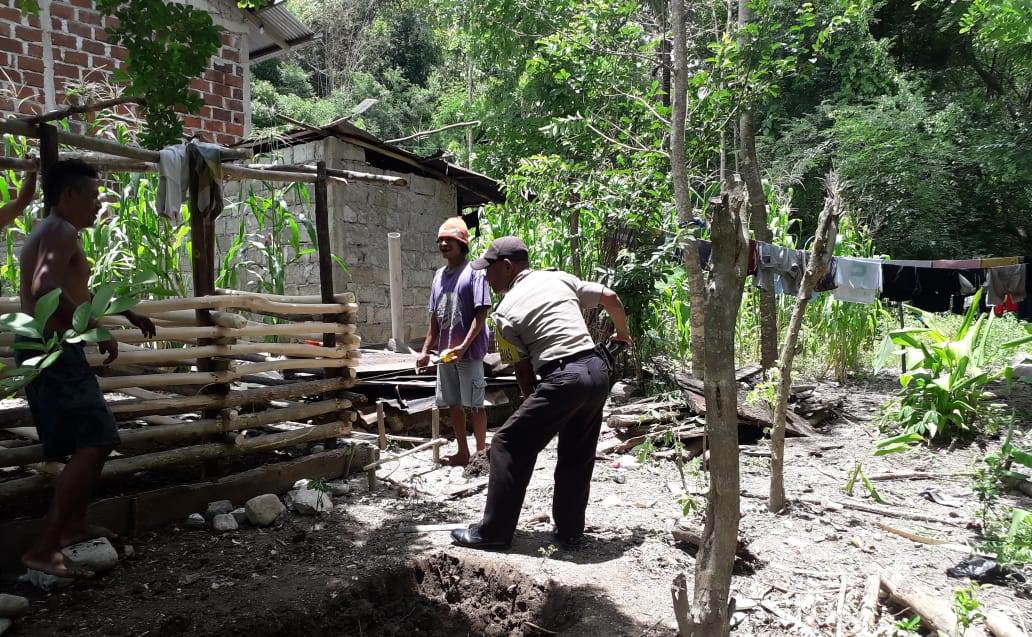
[873,289,1000,442]
[975,420,1032,564]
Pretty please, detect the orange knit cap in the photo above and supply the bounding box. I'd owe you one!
[437,217,469,245]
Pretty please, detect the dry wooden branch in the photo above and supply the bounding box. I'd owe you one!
[834,575,848,637]
[100,323,359,345]
[244,163,408,186]
[875,521,952,545]
[20,96,145,125]
[385,120,481,144]
[859,573,881,632]
[0,342,356,369]
[671,573,691,637]
[214,289,355,304]
[985,610,1026,637]
[878,572,958,635]
[840,499,967,526]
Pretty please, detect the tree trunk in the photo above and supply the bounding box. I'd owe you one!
[769,173,843,513]
[737,0,777,370]
[686,181,749,637]
[670,0,707,379]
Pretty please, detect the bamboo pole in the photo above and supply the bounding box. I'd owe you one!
[0,398,351,467]
[0,156,36,171]
[92,324,359,345]
[0,417,353,500]
[214,289,356,304]
[0,117,252,162]
[245,163,408,187]
[431,407,440,464]
[96,359,356,391]
[20,96,146,125]
[128,295,355,316]
[388,232,405,351]
[0,342,356,369]
[362,438,447,471]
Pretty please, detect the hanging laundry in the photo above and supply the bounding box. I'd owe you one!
[156,144,188,222]
[980,257,1020,268]
[833,257,882,304]
[985,264,1027,306]
[993,294,1019,316]
[880,264,919,303]
[932,259,980,269]
[754,242,804,296]
[891,259,933,268]
[911,268,963,313]
[189,142,225,220]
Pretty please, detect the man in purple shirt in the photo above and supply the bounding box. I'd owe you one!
[417,217,491,466]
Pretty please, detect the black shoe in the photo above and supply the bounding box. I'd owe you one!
[450,524,511,550]
[552,531,587,549]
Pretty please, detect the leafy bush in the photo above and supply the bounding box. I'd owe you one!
[975,422,1032,565]
[874,289,1001,442]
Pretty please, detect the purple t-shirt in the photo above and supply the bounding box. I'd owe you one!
[428,261,491,361]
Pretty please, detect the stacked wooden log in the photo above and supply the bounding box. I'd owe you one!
[0,290,365,501]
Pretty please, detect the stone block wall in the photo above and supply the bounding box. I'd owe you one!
[0,0,249,145]
[216,138,458,346]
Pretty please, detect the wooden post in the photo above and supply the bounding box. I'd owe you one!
[431,407,440,464]
[898,302,906,373]
[387,232,405,351]
[376,401,387,451]
[37,123,59,217]
[367,448,379,490]
[314,160,337,362]
[187,142,225,477]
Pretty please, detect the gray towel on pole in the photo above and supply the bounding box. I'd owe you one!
[985,264,1026,305]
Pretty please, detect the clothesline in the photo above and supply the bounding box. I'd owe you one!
[696,239,1030,318]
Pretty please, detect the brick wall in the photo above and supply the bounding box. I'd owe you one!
[0,0,248,145]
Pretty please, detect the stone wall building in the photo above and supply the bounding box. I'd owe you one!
[0,0,314,144]
[229,119,504,346]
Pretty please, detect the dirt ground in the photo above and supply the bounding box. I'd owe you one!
[4,373,1032,636]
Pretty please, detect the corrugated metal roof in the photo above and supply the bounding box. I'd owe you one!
[245,2,317,62]
[236,117,505,209]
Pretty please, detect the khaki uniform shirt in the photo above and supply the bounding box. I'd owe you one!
[492,269,605,372]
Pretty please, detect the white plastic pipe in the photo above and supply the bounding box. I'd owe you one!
[388,232,405,351]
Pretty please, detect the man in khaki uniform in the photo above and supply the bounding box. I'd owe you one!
[451,236,631,550]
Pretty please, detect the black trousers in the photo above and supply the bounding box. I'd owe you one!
[478,352,610,542]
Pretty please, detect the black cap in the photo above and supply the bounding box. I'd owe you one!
[470,236,529,270]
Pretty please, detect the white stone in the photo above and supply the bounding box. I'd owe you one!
[231,507,248,525]
[212,513,238,533]
[0,618,10,635]
[293,479,311,490]
[245,493,285,527]
[123,545,135,559]
[328,480,350,497]
[310,444,325,454]
[186,513,206,528]
[205,500,234,519]
[0,594,29,618]
[62,537,118,573]
[292,488,332,515]
[18,570,71,592]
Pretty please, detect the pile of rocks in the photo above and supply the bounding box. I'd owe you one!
[182,479,351,534]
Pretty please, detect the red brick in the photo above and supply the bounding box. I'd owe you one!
[212,107,233,121]
[51,32,76,48]
[225,123,244,137]
[109,45,127,59]
[231,87,242,100]
[81,67,107,82]
[204,119,225,133]
[69,0,94,8]
[103,15,119,29]
[213,61,233,74]
[78,9,101,25]
[212,83,231,99]
[182,115,202,129]
[0,7,21,22]
[220,32,234,46]
[0,53,8,67]
[215,133,237,146]
[68,21,92,38]
[62,50,87,66]
[27,43,42,57]
[0,37,23,54]
[51,3,75,20]
[203,92,221,107]
[50,16,63,30]
[205,69,224,85]
[25,13,40,28]
[53,62,78,78]
[82,39,105,55]
[199,106,212,118]
[225,74,243,89]
[17,54,43,73]
[188,78,207,91]
[14,25,41,41]
[21,70,43,88]
[222,48,239,63]
[224,99,242,113]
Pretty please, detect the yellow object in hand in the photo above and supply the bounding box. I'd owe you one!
[440,350,457,364]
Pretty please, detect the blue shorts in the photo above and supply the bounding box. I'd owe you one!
[435,359,486,409]
[16,338,120,459]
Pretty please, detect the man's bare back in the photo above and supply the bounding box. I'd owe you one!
[20,214,92,332]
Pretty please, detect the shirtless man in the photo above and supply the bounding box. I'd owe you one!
[17,159,154,578]
[0,168,37,228]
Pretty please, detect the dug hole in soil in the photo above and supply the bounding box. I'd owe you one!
[263,552,576,637]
